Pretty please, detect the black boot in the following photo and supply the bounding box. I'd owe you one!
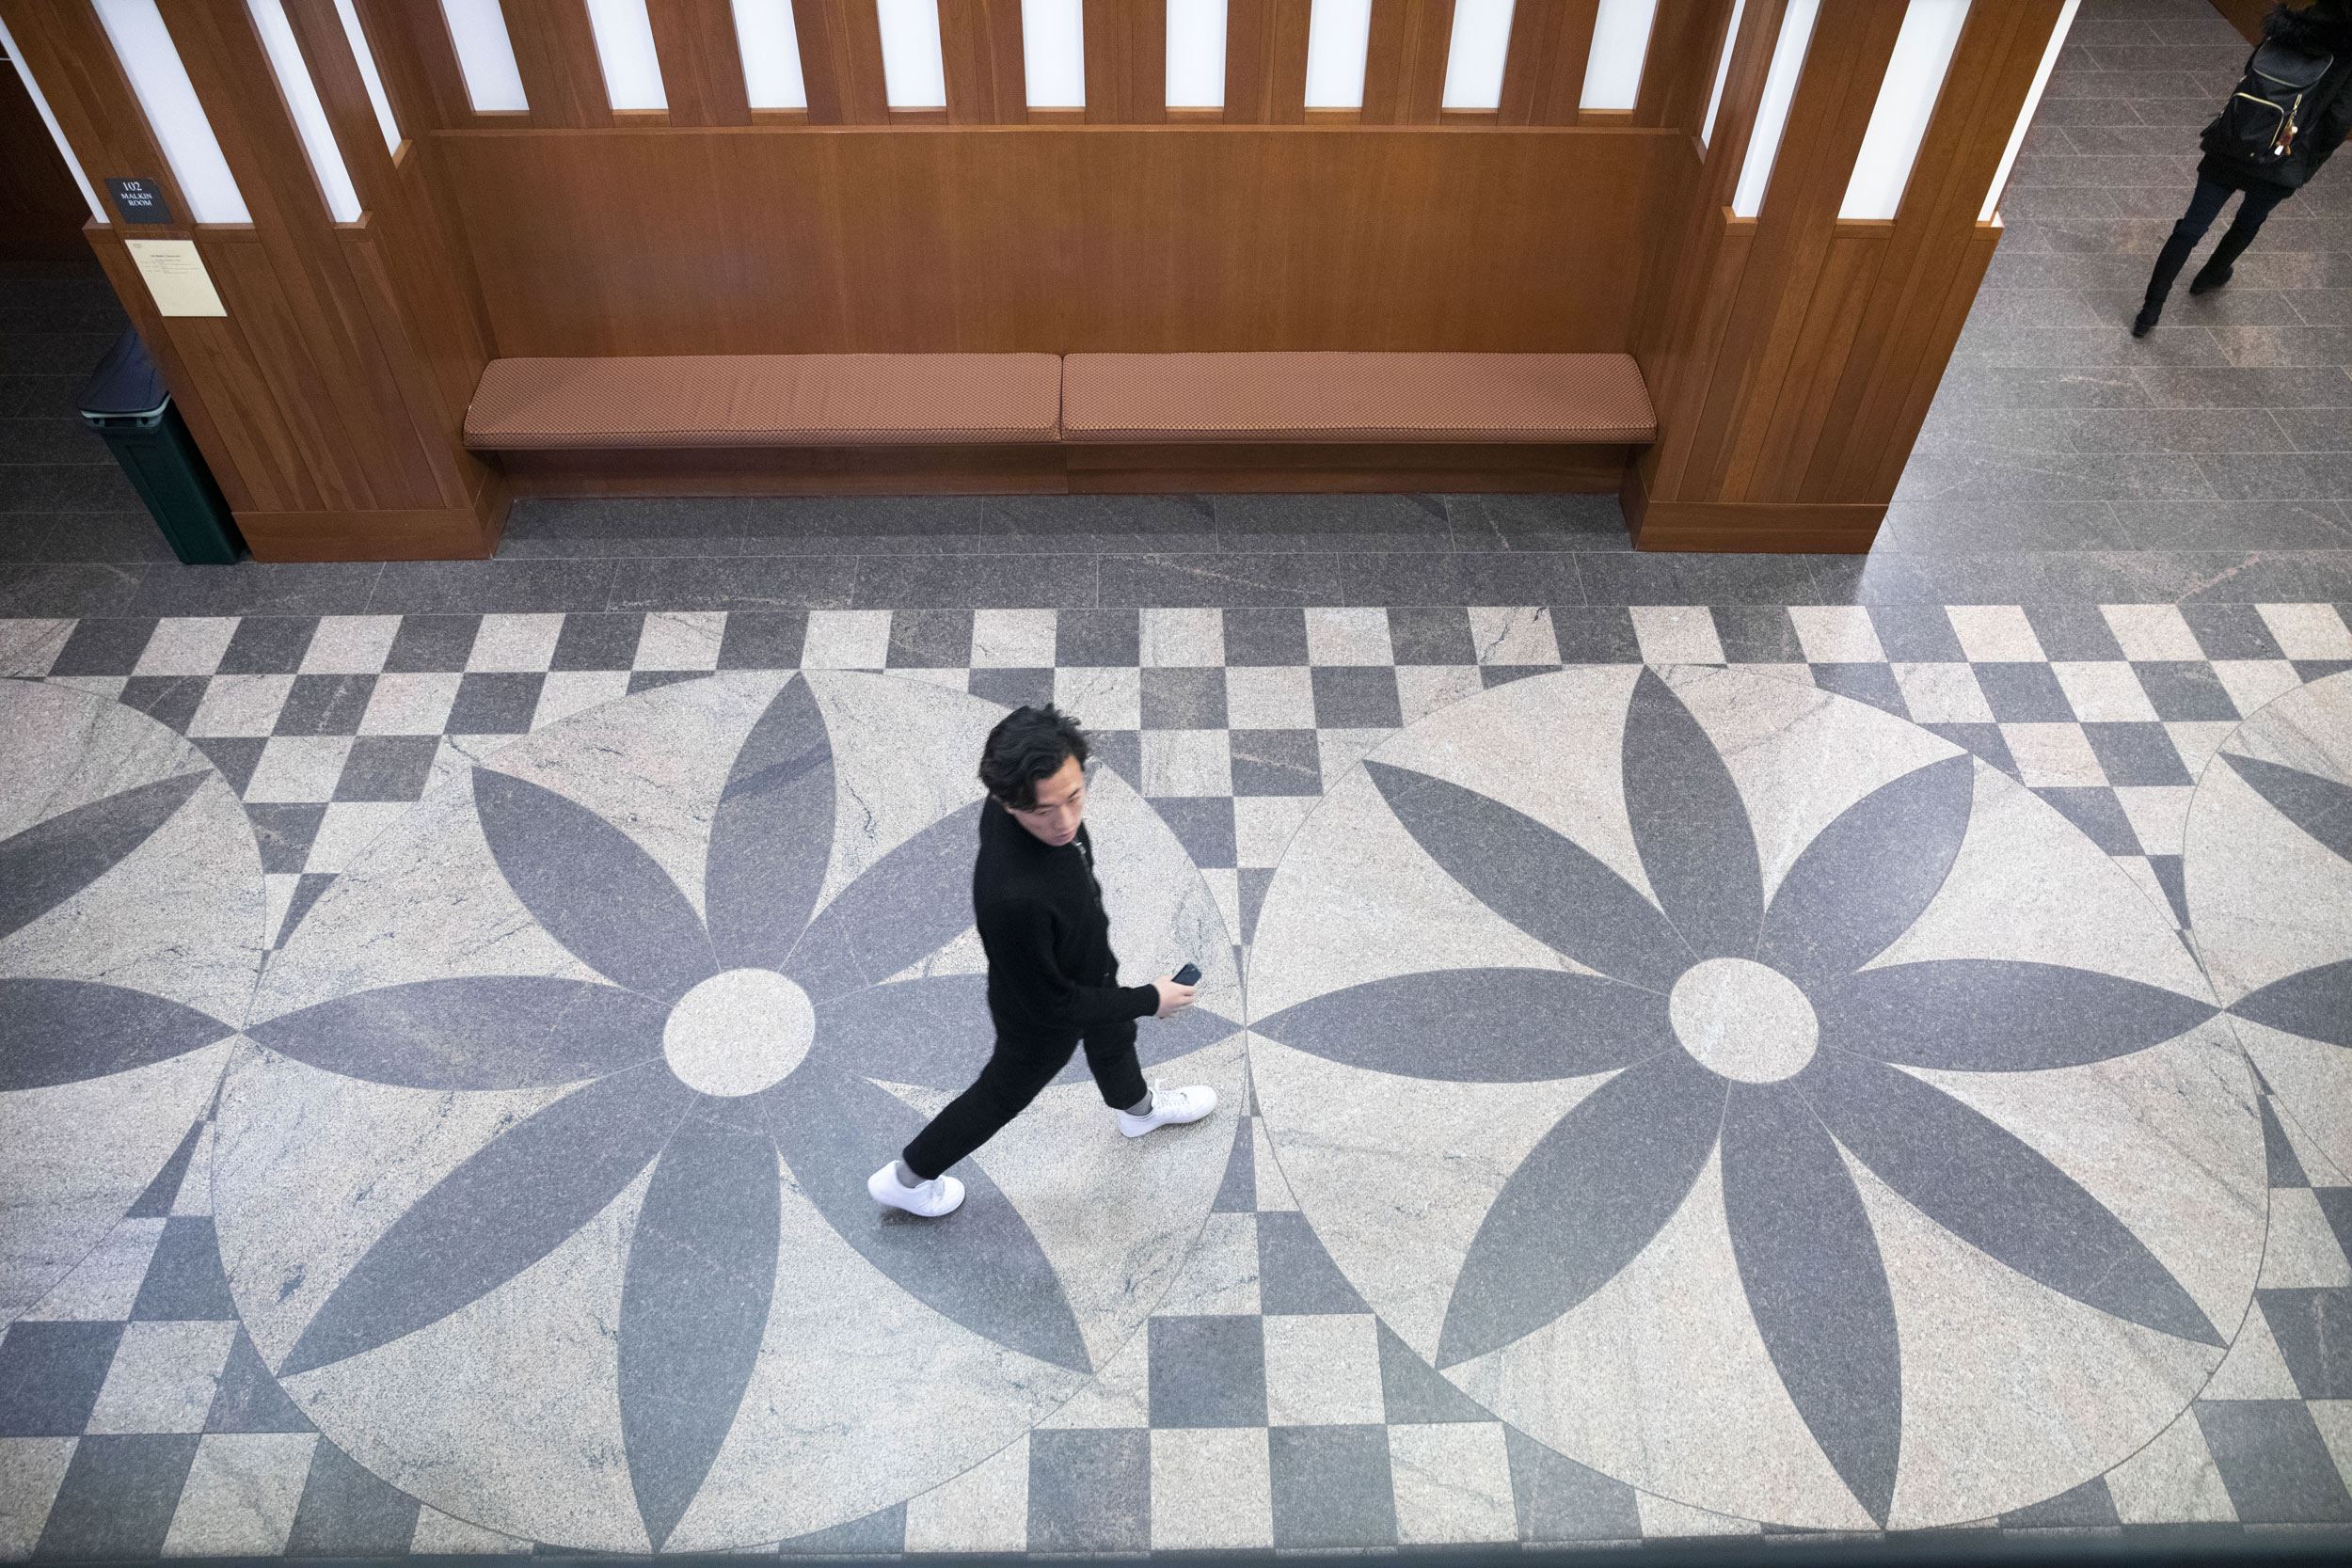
[2137,226,2200,339]
[2132,303,2161,338]
[2188,260,2233,295]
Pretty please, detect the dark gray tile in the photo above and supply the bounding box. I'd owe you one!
[0,1321,122,1435]
[130,563,377,617]
[1950,322,2233,369]
[0,418,112,464]
[855,553,1095,609]
[2181,603,2286,660]
[1923,722,2021,779]
[882,608,974,667]
[2199,451,2352,500]
[127,1121,205,1218]
[381,613,479,673]
[0,512,180,563]
[1373,1319,1488,1423]
[1482,664,1554,687]
[334,736,439,802]
[131,1216,237,1320]
[47,615,156,675]
[1258,1212,1370,1315]
[1342,550,1584,607]
[1388,606,1476,663]
[779,1502,904,1555]
[2024,603,2128,660]
[1449,492,1629,550]
[277,873,336,948]
[190,736,266,796]
[2262,1099,2311,1189]
[2032,786,2140,854]
[1582,552,1833,606]
[116,673,206,732]
[1811,663,1910,719]
[1875,500,2134,553]
[2273,408,2352,451]
[1229,730,1321,796]
[446,672,543,734]
[1898,450,2216,503]
[1311,665,1401,727]
[1931,365,2153,409]
[0,376,89,419]
[1056,608,1139,666]
[1150,797,1235,868]
[2135,661,2240,720]
[716,610,806,670]
[1504,1425,1643,1542]
[2060,408,2295,454]
[1220,607,1309,665]
[1100,552,1344,608]
[1238,866,1274,946]
[1027,1428,1150,1553]
[1999,1478,2122,1528]
[2172,552,2352,604]
[246,802,326,873]
[1211,1115,1255,1212]
[2294,657,2352,682]
[968,667,1053,710]
[274,673,374,736]
[1087,731,1140,789]
[33,1433,200,1559]
[1142,666,1227,728]
[2136,366,2352,408]
[373,559,617,614]
[218,616,317,675]
[1549,604,1643,662]
[2081,722,2195,786]
[548,611,642,671]
[627,669,706,695]
[1712,605,1803,663]
[1975,661,2075,721]
[2257,1290,2352,1399]
[2193,1400,2352,1523]
[992,492,1216,551]
[1269,1425,1396,1548]
[1867,606,1964,662]
[204,1329,314,1433]
[1147,1315,1265,1427]
[285,1438,424,1554]
[1215,491,1450,546]
[0,464,140,512]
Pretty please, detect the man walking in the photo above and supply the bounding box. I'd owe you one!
[870,705,1216,1217]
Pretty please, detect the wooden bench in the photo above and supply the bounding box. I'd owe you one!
[463,351,1656,497]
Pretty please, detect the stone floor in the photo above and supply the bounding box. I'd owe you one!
[3,0,2352,1559]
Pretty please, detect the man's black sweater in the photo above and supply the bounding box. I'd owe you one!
[974,798,1159,1038]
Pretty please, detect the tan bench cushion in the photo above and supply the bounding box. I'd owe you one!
[1061,352,1655,444]
[464,354,1064,449]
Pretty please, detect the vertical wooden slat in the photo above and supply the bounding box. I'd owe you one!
[0,0,194,225]
[1633,0,1737,132]
[1361,0,1454,126]
[352,0,472,132]
[502,0,613,127]
[1500,0,1598,126]
[1224,0,1310,123]
[795,0,888,123]
[941,0,1026,124]
[1084,0,1167,123]
[647,0,751,125]
[281,1,396,208]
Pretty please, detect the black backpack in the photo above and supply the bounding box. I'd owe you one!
[2216,38,2337,165]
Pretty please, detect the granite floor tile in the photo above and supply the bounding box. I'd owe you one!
[1100,553,1346,608]
[2193,1402,2352,1524]
[1267,1426,1396,1548]
[33,1434,200,1560]
[1026,1429,1150,1553]
[0,1323,124,1437]
[0,512,179,563]
[855,553,1098,609]
[284,1440,424,1555]
[374,559,617,614]
[1148,1316,1266,1428]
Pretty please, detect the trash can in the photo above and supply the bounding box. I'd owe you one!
[80,327,243,565]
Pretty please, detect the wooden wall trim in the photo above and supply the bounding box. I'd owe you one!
[1362,0,1455,126]
[1500,0,1597,127]
[502,0,613,128]
[795,0,889,124]
[237,503,504,561]
[1084,0,1168,123]
[1634,0,1739,135]
[0,0,193,229]
[1622,463,1882,550]
[648,0,752,126]
[354,0,473,132]
[1224,0,1310,123]
[941,0,1026,124]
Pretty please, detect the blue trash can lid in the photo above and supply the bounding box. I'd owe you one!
[80,327,170,420]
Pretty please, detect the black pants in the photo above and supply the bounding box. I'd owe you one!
[901,1018,1148,1180]
[2143,175,2290,309]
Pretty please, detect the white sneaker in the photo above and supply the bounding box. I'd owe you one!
[868,1162,965,1217]
[1117,1083,1217,1138]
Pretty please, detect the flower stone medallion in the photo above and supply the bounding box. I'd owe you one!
[2185,669,2352,1180]
[1,681,264,1324]
[215,672,1243,1552]
[1247,665,2264,1531]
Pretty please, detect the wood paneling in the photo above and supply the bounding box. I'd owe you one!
[1634,0,1739,135]
[1362,0,1454,126]
[793,0,888,124]
[1224,0,1310,123]
[647,0,751,126]
[1622,467,1883,550]
[0,42,93,265]
[2211,0,2272,44]
[236,501,503,559]
[1067,441,1628,494]
[502,0,613,128]
[445,125,1678,356]
[1500,0,1598,126]
[1085,0,1167,124]
[0,0,193,229]
[354,0,472,132]
[941,0,1026,124]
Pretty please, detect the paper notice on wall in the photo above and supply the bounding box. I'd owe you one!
[125,240,227,317]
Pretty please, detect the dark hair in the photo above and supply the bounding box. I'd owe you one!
[978,705,1090,810]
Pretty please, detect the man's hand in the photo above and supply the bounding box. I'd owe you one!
[1152,975,1199,1019]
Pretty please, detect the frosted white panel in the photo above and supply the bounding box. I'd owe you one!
[1167,0,1227,107]
[586,0,667,110]
[334,0,402,151]
[1440,0,1513,111]
[0,12,106,220]
[1841,0,1969,220]
[1980,0,2078,220]
[248,0,360,220]
[1305,0,1372,108]
[1024,0,1085,106]
[732,0,806,109]
[876,0,945,107]
[1698,0,1744,148]
[1582,0,1656,110]
[1730,0,1816,216]
[92,0,250,222]
[439,0,528,111]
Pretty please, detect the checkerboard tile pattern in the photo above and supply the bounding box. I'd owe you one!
[8,603,2352,1555]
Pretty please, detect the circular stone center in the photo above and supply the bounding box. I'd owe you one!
[663,969,815,1097]
[1668,958,1820,1084]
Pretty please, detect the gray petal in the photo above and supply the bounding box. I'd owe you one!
[1804,1050,2221,1346]
[1438,1050,1724,1368]
[1624,668,1763,961]
[705,678,834,970]
[620,1104,781,1550]
[472,768,716,1004]
[278,1061,693,1377]
[1364,763,1689,991]
[247,977,670,1089]
[0,772,208,942]
[0,978,234,1090]
[2224,753,2352,864]
[1721,1085,1901,1526]
[2231,959,2352,1049]
[767,1067,1091,1373]
[1254,968,1673,1083]
[1760,755,1975,989]
[793,802,983,988]
[1815,960,2217,1070]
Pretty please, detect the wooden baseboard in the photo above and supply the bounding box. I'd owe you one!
[238,502,505,561]
[1622,466,1883,553]
[1066,442,1629,494]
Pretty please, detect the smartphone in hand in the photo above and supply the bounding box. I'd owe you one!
[1172,962,1201,987]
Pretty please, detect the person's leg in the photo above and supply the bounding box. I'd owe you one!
[899,1032,1075,1181]
[2192,184,2290,292]
[1079,1019,1149,1112]
[2137,176,2235,333]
